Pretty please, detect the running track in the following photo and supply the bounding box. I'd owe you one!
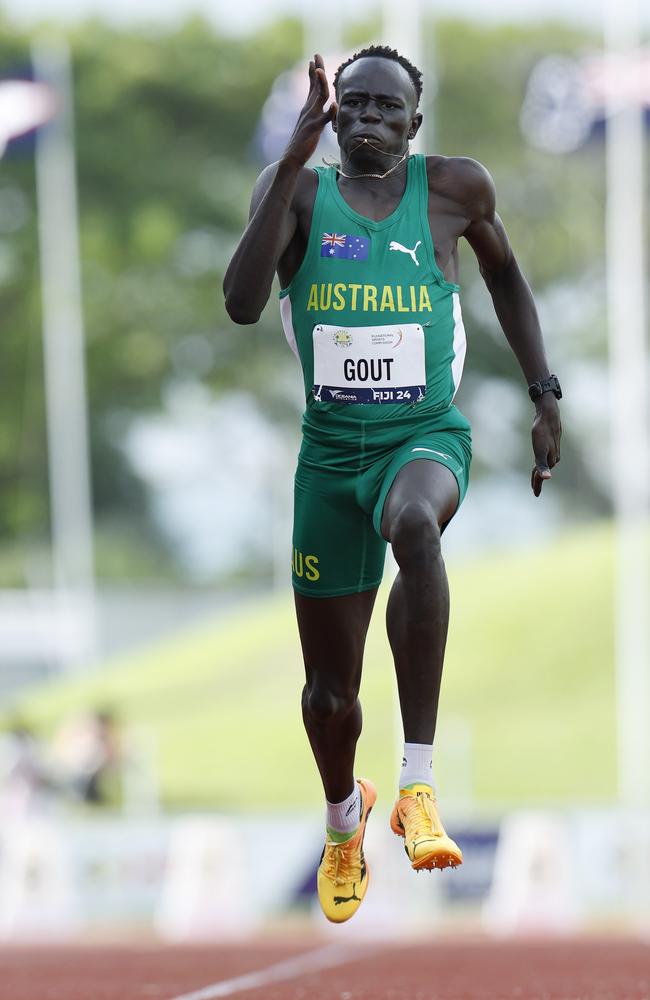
[2,938,649,999]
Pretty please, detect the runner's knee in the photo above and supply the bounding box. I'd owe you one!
[302,679,358,725]
[390,499,441,565]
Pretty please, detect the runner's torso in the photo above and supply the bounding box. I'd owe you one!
[280,154,468,423]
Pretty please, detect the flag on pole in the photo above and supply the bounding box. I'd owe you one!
[0,79,56,158]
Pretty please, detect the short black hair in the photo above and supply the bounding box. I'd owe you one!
[333,45,423,108]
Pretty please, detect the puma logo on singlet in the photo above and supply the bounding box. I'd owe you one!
[389,240,422,266]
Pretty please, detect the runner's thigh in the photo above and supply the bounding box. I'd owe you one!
[293,460,387,597]
[294,589,378,690]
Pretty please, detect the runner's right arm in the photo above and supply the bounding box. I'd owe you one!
[224,54,336,325]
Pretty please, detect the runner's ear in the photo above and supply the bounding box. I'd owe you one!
[408,113,423,139]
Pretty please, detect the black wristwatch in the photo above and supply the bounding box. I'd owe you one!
[528,374,562,402]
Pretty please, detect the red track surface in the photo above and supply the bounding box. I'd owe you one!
[1,937,649,1000]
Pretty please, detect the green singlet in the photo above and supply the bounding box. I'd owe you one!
[280,154,472,597]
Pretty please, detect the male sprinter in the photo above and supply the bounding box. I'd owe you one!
[224,47,561,923]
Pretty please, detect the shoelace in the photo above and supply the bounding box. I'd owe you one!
[399,793,444,840]
[321,836,362,886]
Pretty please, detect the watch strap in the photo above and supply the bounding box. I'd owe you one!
[528,374,562,401]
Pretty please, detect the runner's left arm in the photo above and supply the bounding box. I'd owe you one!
[459,160,561,497]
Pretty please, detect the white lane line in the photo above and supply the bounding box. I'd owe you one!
[167,943,369,1000]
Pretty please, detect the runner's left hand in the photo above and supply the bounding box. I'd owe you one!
[531,396,561,497]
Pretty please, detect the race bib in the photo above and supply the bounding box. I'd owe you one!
[312,323,426,405]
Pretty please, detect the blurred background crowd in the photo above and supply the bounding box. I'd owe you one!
[0,709,123,814]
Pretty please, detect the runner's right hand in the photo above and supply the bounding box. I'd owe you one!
[282,54,337,168]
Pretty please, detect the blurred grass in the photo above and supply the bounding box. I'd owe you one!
[7,520,634,812]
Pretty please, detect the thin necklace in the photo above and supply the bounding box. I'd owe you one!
[322,138,410,181]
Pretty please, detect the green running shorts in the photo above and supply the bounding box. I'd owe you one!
[291,404,472,597]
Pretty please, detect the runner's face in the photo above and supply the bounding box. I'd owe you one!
[335,58,419,159]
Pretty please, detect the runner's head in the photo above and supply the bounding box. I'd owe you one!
[332,46,423,159]
[334,46,423,110]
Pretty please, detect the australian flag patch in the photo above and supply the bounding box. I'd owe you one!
[321,232,370,260]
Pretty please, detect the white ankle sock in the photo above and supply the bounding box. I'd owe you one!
[400,742,434,790]
[326,783,361,836]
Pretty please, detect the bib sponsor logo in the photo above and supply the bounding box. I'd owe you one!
[333,329,352,348]
[325,389,359,402]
